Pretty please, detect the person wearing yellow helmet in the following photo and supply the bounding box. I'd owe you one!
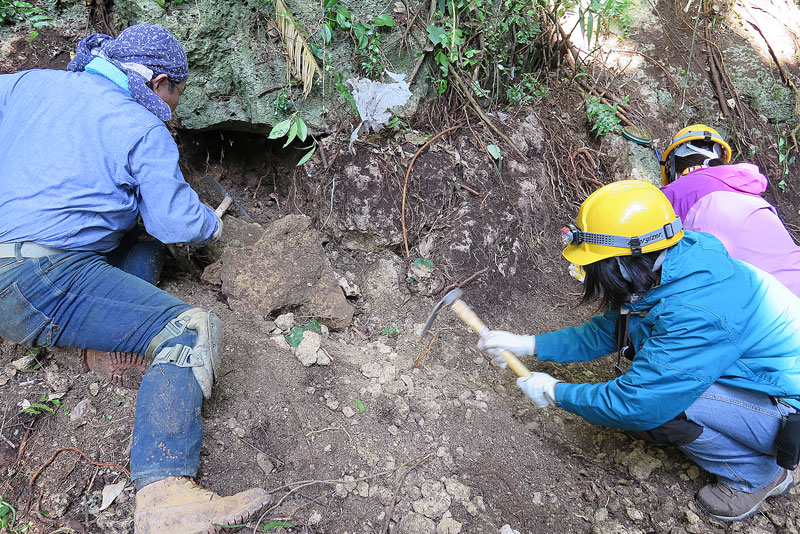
[478,180,800,522]
[660,124,800,297]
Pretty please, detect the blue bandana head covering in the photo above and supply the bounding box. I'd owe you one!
[67,24,188,121]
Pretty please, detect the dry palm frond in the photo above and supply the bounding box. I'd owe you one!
[275,0,320,98]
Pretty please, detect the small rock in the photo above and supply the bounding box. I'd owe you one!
[316,350,331,366]
[326,399,340,410]
[619,448,662,481]
[685,509,699,525]
[388,425,398,436]
[275,313,295,331]
[396,511,436,534]
[295,331,322,367]
[11,354,36,370]
[444,477,470,501]
[594,507,608,522]
[357,481,369,497]
[45,369,70,393]
[233,427,246,438]
[343,406,355,418]
[269,335,291,351]
[499,525,520,534]
[686,465,700,480]
[334,483,348,498]
[89,382,100,396]
[308,510,322,526]
[626,507,644,521]
[437,513,462,534]
[256,453,274,475]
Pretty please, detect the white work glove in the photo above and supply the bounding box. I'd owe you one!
[476,330,536,368]
[516,372,562,408]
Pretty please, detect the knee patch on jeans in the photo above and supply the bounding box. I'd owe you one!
[648,412,703,446]
[144,308,222,399]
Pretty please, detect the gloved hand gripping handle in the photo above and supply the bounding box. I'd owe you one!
[449,299,532,378]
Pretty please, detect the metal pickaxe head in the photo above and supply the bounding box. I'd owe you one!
[202,175,254,222]
[420,288,463,338]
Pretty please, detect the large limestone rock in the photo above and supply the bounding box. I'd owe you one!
[219,215,354,329]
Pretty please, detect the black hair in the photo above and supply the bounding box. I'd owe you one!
[582,251,663,310]
[673,140,726,177]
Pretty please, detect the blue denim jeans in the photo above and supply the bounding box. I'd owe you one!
[0,241,203,481]
[679,383,794,493]
[105,228,166,286]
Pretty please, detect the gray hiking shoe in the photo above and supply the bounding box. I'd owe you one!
[696,469,794,522]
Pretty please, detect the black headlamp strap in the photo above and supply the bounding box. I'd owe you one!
[567,217,682,255]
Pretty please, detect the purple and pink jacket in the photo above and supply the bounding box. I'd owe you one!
[661,163,800,297]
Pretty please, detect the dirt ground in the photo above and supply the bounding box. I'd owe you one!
[1,1,800,533]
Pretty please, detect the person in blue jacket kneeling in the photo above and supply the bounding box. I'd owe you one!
[479,180,800,522]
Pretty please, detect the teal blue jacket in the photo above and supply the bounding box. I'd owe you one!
[537,231,800,430]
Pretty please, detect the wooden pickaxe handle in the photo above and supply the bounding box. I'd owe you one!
[449,299,532,378]
[214,196,233,218]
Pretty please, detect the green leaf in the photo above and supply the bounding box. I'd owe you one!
[263,520,295,531]
[283,320,322,347]
[778,179,787,192]
[336,5,351,28]
[355,399,365,413]
[487,144,502,159]
[412,257,434,270]
[296,145,316,166]
[427,24,447,46]
[268,118,293,139]
[28,30,38,45]
[322,22,333,44]
[380,326,400,338]
[373,13,396,27]
[323,0,338,8]
[295,116,308,142]
[283,119,299,147]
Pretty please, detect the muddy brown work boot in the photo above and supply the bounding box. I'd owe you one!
[134,476,272,534]
[696,469,794,522]
[80,349,149,389]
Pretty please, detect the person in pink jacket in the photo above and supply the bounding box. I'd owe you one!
[660,124,800,297]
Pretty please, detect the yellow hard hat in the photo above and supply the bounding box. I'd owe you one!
[562,180,684,266]
[660,124,732,184]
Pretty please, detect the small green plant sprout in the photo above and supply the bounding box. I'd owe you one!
[268,113,317,166]
[20,393,62,415]
[0,496,32,533]
[261,520,296,531]
[585,95,628,137]
[778,135,796,178]
[351,13,396,77]
[380,326,401,338]
[355,399,365,413]
[284,319,322,347]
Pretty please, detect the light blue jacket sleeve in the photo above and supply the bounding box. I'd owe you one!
[556,304,741,430]
[535,311,618,363]
[127,124,219,246]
